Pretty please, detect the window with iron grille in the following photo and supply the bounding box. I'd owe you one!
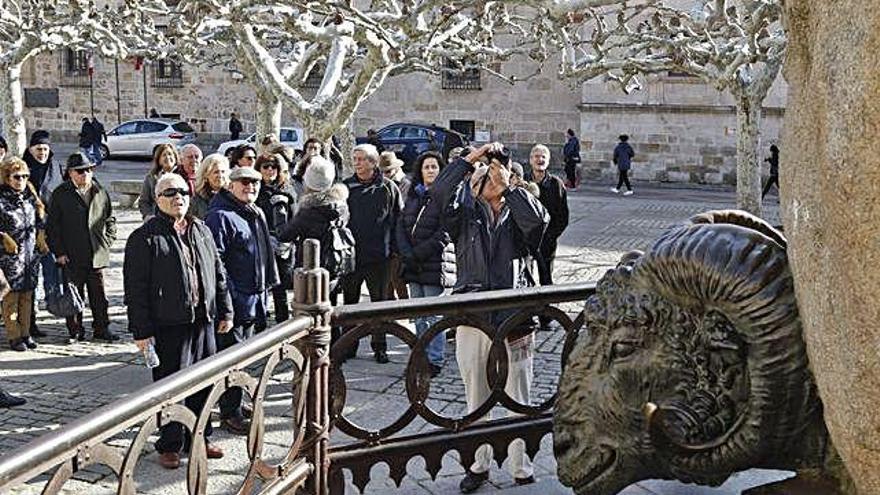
[152,58,184,88]
[59,49,90,88]
[302,63,324,89]
[441,59,481,90]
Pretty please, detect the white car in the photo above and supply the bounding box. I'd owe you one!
[101,118,197,159]
[216,127,306,156]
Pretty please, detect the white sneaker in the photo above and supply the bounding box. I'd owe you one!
[623,190,634,196]
[610,187,619,194]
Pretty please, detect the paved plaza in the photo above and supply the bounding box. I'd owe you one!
[0,150,788,494]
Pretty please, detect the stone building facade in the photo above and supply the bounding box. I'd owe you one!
[18,49,786,186]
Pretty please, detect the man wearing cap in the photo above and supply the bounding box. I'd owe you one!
[205,166,278,435]
[378,151,410,301]
[46,153,118,341]
[125,173,232,469]
[342,144,402,364]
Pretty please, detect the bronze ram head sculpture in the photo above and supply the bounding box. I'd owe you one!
[554,211,837,494]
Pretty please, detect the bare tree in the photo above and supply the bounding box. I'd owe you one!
[551,0,785,216]
[172,0,535,157]
[0,0,169,155]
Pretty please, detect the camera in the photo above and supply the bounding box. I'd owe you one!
[485,147,511,167]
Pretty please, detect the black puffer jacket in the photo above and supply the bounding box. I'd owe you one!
[396,183,455,287]
[278,184,350,271]
[0,185,42,291]
[124,211,233,339]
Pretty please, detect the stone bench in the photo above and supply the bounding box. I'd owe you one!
[111,180,142,208]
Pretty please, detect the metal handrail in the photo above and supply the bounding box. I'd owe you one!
[332,282,595,324]
[0,315,313,489]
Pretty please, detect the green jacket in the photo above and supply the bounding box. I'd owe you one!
[46,179,117,269]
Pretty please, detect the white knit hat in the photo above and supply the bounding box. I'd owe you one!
[303,156,336,192]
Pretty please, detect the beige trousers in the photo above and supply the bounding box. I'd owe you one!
[2,290,33,341]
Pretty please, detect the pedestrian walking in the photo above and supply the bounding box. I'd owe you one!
[191,154,229,220]
[255,154,297,327]
[762,144,780,199]
[341,144,402,364]
[138,144,180,219]
[526,144,569,329]
[229,112,243,141]
[440,143,548,492]
[0,158,48,351]
[395,151,455,377]
[205,166,279,435]
[379,151,410,301]
[611,134,635,195]
[78,117,95,161]
[562,128,581,189]
[229,145,257,169]
[91,117,106,165]
[22,130,62,338]
[46,152,118,342]
[149,108,161,118]
[125,173,233,469]
[178,144,203,196]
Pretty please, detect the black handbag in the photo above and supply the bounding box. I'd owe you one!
[46,267,85,318]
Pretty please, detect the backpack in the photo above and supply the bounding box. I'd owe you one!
[320,218,356,279]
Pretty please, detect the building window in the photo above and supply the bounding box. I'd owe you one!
[441,59,481,90]
[302,63,324,89]
[667,70,697,78]
[449,120,476,141]
[152,58,184,88]
[59,49,90,88]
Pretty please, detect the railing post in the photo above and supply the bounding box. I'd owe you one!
[292,239,332,494]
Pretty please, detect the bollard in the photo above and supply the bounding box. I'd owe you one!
[292,239,332,494]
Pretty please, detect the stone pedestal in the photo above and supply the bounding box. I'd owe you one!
[781,3,880,494]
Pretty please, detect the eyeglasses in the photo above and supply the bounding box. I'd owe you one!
[70,168,94,175]
[10,174,29,180]
[158,187,190,198]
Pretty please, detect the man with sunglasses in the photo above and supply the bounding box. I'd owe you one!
[432,142,549,492]
[46,153,118,342]
[124,173,232,469]
[205,166,279,435]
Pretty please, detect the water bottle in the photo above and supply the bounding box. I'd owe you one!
[143,342,160,369]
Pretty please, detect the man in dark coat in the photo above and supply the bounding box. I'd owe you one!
[46,152,117,342]
[562,128,581,190]
[91,117,106,165]
[22,129,61,339]
[611,134,635,195]
[205,166,279,435]
[229,113,243,140]
[78,118,94,159]
[342,143,402,364]
[527,144,569,328]
[125,173,232,469]
[440,143,548,492]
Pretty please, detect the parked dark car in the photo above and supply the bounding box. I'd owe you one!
[356,123,468,171]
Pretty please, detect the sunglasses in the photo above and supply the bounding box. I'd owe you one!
[261,163,280,170]
[10,173,29,180]
[70,168,95,175]
[236,178,260,186]
[158,187,190,198]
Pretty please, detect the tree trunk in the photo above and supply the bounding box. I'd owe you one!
[781,1,880,493]
[734,96,763,217]
[0,62,28,156]
[255,87,281,154]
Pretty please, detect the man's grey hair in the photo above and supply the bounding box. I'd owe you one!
[353,143,379,164]
[155,172,188,197]
[181,143,203,158]
[530,144,550,157]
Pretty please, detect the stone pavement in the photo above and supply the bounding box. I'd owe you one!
[0,162,785,494]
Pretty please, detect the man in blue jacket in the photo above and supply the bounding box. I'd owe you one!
[434,142,549,492]
[611,134,635,195]
[205,166,279,435]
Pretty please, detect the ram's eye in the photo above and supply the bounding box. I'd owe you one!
[611,340,641,360]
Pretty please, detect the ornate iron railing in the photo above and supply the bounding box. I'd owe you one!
[0,238,595,494]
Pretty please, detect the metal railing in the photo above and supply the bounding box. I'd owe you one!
[0,238,594,494]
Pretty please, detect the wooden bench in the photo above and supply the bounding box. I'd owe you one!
[110,180,142,208]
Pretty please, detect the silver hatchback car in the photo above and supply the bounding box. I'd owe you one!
[101,118,197,159]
